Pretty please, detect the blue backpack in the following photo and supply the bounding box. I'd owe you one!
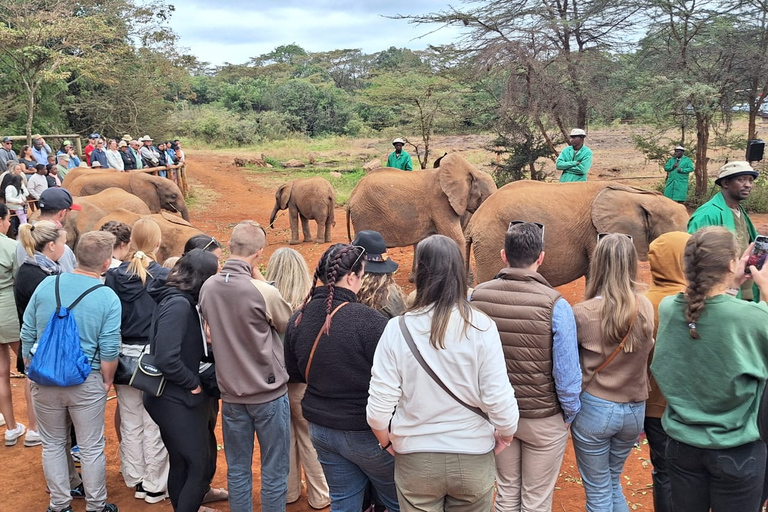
[27,275,105,387]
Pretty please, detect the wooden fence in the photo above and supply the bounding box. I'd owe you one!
[134,163,188,195]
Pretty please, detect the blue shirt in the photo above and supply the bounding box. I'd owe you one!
[57,150,81,168]
[21,273,121,369]
[551,298,582,423]
[32,144,52,165]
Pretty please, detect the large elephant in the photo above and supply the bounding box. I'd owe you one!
[466,181,690,286]
[65,171,189,221]
[60,167,116,188]
[347,152,497,270]
[269,176,336,244]
[92,210,203,264]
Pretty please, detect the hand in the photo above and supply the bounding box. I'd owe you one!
[385,445,395,456]
[732,243,754,287]
[103,380,113,392]
[191,385,202,394]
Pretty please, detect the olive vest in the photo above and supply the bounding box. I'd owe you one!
[471,267,562,419]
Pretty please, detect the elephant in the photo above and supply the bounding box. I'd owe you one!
[64,171,189,221]
[92,210,203,264]
[60,167,116,189]
[269,176,336,244]
[346,152,497,275]
[465,181,690,286]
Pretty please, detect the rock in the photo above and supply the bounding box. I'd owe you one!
[363,159,382,172]
[283,159,305,168]
[247,158,269,167]
[329,171,342,178]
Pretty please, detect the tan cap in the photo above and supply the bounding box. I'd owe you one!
[715,161,758,186]
[118,140,128,148]
[392,138,405,145]
[569,128,586,137]
[122,134,132,141]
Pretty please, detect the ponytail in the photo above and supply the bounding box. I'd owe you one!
[126,218,161,285]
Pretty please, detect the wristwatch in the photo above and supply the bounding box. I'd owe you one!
[378,440,392,451]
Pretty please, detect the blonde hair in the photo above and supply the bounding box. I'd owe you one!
[584,234,645,352]
[162,256,179,269]
[684,227,738,339]
[265,248,312,310]
[18,221,64,257]
[358,273,406,313]
[126,218,161,285]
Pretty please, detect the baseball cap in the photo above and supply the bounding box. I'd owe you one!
[89,133,100,139]
[38,188,81,211]
[1,137,11,143]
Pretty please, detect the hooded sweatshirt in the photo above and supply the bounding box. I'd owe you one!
[105,261,169,345]
[644,231,690,418]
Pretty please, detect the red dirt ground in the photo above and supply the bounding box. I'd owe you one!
[5,149,768,512]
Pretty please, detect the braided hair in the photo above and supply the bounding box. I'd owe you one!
[683,227,739,339]
[293,243,365,334]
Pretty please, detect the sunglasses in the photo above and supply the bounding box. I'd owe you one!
[202,236,220,251]
[350,245,367,270]
[508,220,545,244]
[597,233,633,242]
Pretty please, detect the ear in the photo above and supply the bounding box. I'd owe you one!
[591,185,652,259]
[276,182,293,209]
[500,248,508,265]
[438,161,471,216]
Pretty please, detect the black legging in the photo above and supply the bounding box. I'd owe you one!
[145,395,210,512]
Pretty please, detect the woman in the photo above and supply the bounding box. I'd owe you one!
[6,174,28,234]
[184,235,222,260]
[284,243,399,512]
[105,139,125,171]
[352,230,406,318]
[145,249,219,512]
[18,145,37,170]
[265,248,330,509]
[571,233,655,512]
[106,219,170,504]
[367,235,519,512]
[0,204,24,445]
[100,221,132,269]
[651,227,768,512]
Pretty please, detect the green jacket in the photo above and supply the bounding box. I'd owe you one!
[386,151,413,171]
[652,293,768,449]
[556,145,592,182]
[663,156,694,202]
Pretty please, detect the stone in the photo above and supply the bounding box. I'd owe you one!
[283,159,305,168]
[363,159,381,172]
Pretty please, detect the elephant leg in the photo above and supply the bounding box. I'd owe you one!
[289,205,300,245]
[314,216,326,244]
[324,215,333,243]
[300,214,312,242]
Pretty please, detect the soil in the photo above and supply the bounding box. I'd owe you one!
[5,139,768,512]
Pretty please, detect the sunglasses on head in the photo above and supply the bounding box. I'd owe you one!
[202,236,219,251]
[508,220,545,244]
[350,245,367,269]
[597,233,633,242]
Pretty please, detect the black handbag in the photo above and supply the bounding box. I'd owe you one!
[129,353,166,397]
[114,353,138,386]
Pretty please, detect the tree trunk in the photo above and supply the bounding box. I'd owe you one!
[748,111,757,141]
[25,86,35,144]
[694,113,711,197]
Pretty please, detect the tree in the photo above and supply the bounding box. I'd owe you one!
[732,0,768,140]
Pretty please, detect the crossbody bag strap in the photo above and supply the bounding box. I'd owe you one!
[304,302,349,383]
[67,283,105,310]
[398,315,489,421]
[584,307,640,391]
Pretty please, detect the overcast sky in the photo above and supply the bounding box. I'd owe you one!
[170,0,464,66]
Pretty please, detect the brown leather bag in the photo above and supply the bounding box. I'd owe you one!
[304,302,349,383]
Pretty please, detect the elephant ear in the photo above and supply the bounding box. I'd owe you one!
[277,182,293,209]
[591,184,659,259]
[438,155,472,216]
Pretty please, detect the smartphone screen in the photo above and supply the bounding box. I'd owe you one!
[746,235,768,274]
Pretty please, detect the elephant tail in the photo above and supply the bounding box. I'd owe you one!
[346,204,352,241]
[465,233,474,282]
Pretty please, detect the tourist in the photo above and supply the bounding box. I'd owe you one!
[352,230,407,318]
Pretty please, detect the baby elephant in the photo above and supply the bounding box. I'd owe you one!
[269,176,336,244]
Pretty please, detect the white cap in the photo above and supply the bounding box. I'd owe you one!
[715,161,758,185]
[674,146,685,151]
[392,138,405,145]
[569,128,586,137]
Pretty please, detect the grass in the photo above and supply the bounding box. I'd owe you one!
[185,177,221,214]
[244,165,366,206]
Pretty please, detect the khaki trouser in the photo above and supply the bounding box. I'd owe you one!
[395,451,496,512]
[287,383,330,508]
[494,414,569,512]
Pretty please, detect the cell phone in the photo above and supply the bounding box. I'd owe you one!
[746,235,768,274]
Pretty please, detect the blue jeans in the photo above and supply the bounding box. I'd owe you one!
[571,392,644,512]
[221,394,290,512]
[308,422,399,512]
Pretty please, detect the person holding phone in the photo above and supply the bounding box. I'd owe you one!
[663,146,694,202]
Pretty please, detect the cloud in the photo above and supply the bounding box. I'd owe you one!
[170,1,463,65]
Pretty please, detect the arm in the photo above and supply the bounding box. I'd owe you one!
[153,299,200,390]
[555,148,577,170]
[663,158,675,172]
[570,148,593,176]
[366,320,403,432]
[20,286,39,360]
[404,154,413,171]
[97,294,122,390]
[477,321,519,437]
[283,318,305,382]
[551,298,582,423]
[680,157,694,174]
[252,280,293,334]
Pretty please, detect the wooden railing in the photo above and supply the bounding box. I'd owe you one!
[133,163,188,195]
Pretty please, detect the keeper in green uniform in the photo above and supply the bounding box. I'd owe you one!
[663,146,694,202]
[688,161,760,300]
[557,128,592,182]
[386,137,413,171]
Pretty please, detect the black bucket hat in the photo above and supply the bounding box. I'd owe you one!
[351,230,398,274]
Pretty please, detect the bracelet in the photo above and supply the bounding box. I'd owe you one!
[379,440,392,451]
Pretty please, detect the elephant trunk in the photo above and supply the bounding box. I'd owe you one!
[178,202,190,221]
[269,202,280,228]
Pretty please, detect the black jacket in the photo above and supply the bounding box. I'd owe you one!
[147,279,205,408]
[120,149,137,171]
[105,261,169,345]
[14,263,53,324]
[284,286,388,431]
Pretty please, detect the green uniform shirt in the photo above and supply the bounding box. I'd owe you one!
[386,150,413,171]
[652,293,768,449]
[663,156,694,201]
[556,145,592,182]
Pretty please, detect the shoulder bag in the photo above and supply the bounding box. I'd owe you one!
[582,308,639,393]
[304,302,348,383]
[128,305,166,397]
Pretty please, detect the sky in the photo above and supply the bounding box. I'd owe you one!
[169,0,465,66]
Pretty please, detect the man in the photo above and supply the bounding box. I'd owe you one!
[21,231,121,512]
[386,137,413,171]
[199,220,292,512]
[118,140,136,170]
[56,154,71,182]
[663,146,694,202]
[129,140,144,170]
[0,136,17,173]
[688,161,759,300]
[57,140,82,169]
[32,135,53,165]
[84,134,98,166]
[556,128,592,182]
[139,136,161,168]
[470,222,581,512]
[27,163,48,200]
[90,139,108,169]
[16,188,80,272]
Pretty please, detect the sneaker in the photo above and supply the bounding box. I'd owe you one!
[70,445,81,468]
[70,483,85,499]
[45,507,74,512]
[4,422,26,446]
[144,490,168,504]
[24,429,42,447]
[134,482,147,499]
[101,504,119,512]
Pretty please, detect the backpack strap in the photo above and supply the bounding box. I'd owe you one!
[66,283,106,310]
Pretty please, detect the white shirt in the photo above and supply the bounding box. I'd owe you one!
[105,149,124,171]
[367,306,519,455]
[4,184,27,210]
[27,173,48,199]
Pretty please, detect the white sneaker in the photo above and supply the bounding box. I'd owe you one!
[4,422,26,446]
[24,429,41,447]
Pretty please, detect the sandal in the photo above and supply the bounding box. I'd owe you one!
[202,487,228,504]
